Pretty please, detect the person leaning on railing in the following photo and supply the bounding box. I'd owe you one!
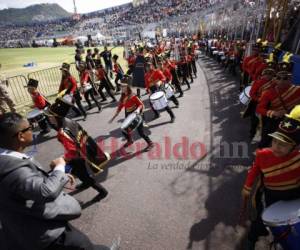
[0,64,16,114]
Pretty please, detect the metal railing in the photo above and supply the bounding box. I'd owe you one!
[7,75,32,108]
[6,63,79,110]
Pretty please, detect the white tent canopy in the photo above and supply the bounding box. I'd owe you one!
[75,36,88,42]
[93,33,105,40]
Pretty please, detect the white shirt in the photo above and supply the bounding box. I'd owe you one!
[0,147,65,172]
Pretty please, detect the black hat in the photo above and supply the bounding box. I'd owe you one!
[44,99,71,117]
[60,62,70,72]
[269,117,300,146]
[277,52,293,73]
[78,61,86,69]
[269,105,300,145]
[26,78,38,88]
[262,67,276,76]
[112,54,119,60]
[277,62,293,74]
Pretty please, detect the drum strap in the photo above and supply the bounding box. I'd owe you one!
[269,225,292,250]
[275,87,289,113]
[64,126,105,175]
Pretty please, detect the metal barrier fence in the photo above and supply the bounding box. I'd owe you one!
[27,63,79,97]
[7,75,32,108]
[7,63,79,110]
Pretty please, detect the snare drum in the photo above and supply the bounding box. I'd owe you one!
[121,112,143,133]
[83,83,92,93]
[212,50,218,55]
[239,86,251,105]
[162,83,174,99]
[262,199,300,250]
[27,109,45,124]
[61,94,73,105]
[150,91,168,111]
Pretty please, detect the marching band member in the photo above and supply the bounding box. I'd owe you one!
[58,63,87,120]
[145,61,176,122]
[188,46,197,78]
[109,84,154,150]
[74,49,84,71]
[95,62,117,102]
[247,66,276,140]
[256,57,300,148]
[241,42,261,91]
[78,62,102,112]
[112,54,124,92]
[163,58,184,97]
[241,106,300,250]
[126,49,136,76]
[178,46,191,89]
[45,101,110,201]
[25,78,51,134]
[157,59,179,107]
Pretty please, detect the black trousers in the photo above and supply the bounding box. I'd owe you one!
[241,72,250,92]
[37,116,50,132]
[169,95,179,106]
[170,69,183,96]
[114,74,122,91]
[98,79,116,101]
[150,101,175,119]
[258,116,281,149]
[243,101,259,139]
[187,62,194,82]
[180,64,191,88]
[126,65,134,75]
[73,90,86,116]
[45,223,94,250]
[149,87,175,119]
[122,120,151,144]
[84,89,101,110]
[191,59,197,76]
[69,158,107,194]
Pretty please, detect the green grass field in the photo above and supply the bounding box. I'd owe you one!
[0,46,126,78]
[0,46,127,112]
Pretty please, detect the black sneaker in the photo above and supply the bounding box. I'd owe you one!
[170,117,175,123]
[153,113,160,120]
[145,142,154,151]
[123,140,133,148]
[98,106,103,113]
[100,99,107,102]
[92,189,108,202]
